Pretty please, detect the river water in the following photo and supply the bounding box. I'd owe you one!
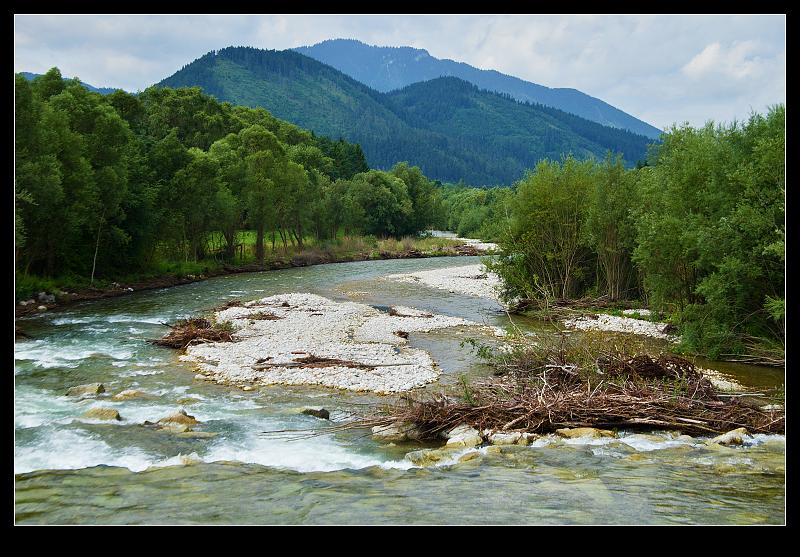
[14,256,785,524]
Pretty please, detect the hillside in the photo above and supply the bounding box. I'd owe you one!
[295,39,662,139]
[158,46,654,185]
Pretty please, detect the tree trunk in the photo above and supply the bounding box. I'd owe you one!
[255,224,265,264]
[90,212,105,285]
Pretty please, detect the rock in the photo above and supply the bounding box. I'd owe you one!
[38,291,55,303]
[556,427,616,439]
[488,431,522,445]
[520,433,538,445]
[445,424,483,448]
[82,407,122,421]
[112,389,147,401]
[242,385,254,391]
[194,374,209,381]
[301,407,330,420]
[176,431,218,439]
[66,383,105,397]
[37,305,47,311]
[177,397,201,405]
[126,287,134,292]
[405,448,456,466]
[159,423,193,433]
[484,445,503,454]
[371,421,419,443]
[708,427,751,446]
[458,451,481,463]
[158,409,199,426]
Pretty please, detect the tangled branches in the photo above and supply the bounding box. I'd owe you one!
[347,331,784,439]
[149,317,234,349]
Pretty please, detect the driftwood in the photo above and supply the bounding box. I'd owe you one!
[332,334,784,439]
[149,318,234,349]
[388,307,433,318]
[253,354,376,371]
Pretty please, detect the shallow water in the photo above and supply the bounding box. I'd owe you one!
[14,256,785,524]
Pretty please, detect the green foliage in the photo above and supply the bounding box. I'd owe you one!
[475,106,784,359]
[15,68,445,296]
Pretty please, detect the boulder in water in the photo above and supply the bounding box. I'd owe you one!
[83,407,122,421]
[708,427,751,446]
[301,407,330,420]
[112,389,148,401]
[371,421,420,443]
[158,409,199,426]
[445,424,483,448]
[66,383,105,397]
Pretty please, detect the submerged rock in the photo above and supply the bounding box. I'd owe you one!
[301,407,331,420]
[176,397,201,405]
[112,389,148,401]
[458,451,481,463]
[176,431,218,439]
[445,424,483,448]
[556,427,616,439]
[82,407,122,421]
[405,448,457,466]
[66,383,105,397]
[159,423,193,433]
[708,427,751,446]
[157,409,200,426]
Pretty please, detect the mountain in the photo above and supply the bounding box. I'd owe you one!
[295,39,662,140]
[19,71,120,95]
[157,46,654,185]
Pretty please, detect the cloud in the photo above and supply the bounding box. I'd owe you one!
[13,14,785,129]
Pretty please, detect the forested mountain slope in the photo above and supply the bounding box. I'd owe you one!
[158,46,654,185]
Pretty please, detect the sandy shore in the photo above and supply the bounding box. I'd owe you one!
[181,293,502,394]
[383,264,503,303]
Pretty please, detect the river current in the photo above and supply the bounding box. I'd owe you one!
[14,256,785,524]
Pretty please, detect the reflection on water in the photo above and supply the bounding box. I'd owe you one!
[15,256,785,524]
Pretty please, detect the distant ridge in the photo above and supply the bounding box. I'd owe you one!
[295,39,662,139]
[157,46,655,185]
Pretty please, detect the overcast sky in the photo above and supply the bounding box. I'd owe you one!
[14,14,786,131]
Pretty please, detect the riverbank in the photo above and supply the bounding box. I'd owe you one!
[15,236,495,321]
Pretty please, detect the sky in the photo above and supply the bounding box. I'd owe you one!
[14,14,786,131]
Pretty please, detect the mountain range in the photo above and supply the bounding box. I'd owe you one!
[294,39,662,139]
[158,46,655,185]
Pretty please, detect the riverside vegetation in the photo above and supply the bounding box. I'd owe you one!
[441,105,785,364]
[15,68,456,305]
[16,68,784,365]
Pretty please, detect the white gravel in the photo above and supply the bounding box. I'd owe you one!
[451,237,499,252]
[563,313,680,342]
[383,264,503,303]
[180,293,501,394]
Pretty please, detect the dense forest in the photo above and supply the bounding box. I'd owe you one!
[158,46,654,185]
[15,68,441,294]
[443,105,785,360]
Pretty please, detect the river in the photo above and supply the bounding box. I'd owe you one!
[14,256,785,524]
